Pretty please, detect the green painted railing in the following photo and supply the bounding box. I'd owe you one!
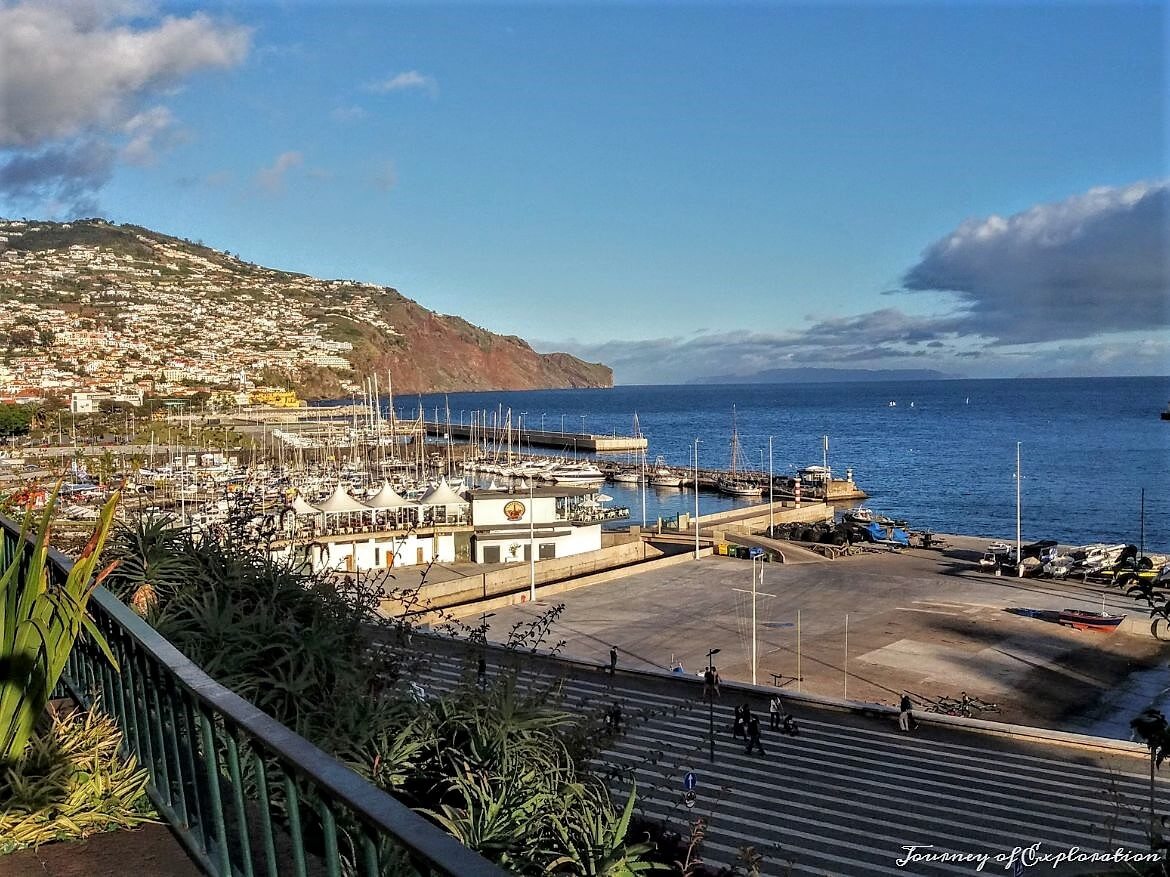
[1,514,504,877]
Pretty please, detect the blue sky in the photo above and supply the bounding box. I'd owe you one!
[0,0,1166,383]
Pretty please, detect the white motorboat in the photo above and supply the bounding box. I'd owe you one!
[649,457,683,487]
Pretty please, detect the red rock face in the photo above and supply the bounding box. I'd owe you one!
[329,289,612,395]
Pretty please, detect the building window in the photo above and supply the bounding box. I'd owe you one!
[539,543,556,560]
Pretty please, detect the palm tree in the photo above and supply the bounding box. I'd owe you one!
[1130,707,1169,846]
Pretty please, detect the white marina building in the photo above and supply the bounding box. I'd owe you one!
[270,479,625,574]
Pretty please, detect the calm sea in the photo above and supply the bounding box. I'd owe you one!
[390,376,1170,549]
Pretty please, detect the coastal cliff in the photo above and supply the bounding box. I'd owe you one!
[0,218,612,399]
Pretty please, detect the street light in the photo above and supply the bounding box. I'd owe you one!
[693,438,702,559]
[560,414,565,434]
[1016,441,1023,578]
[768,436,774,535]
[528,478,536,603]
[580,414,587,435]
[707,647,721,763]
[540,412,545,433]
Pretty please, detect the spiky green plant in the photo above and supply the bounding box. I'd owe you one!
[545,784,661,875]
[0,487,121,766]
[0,703,155,852]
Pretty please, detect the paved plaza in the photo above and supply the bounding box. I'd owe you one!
[481,541,1170,732]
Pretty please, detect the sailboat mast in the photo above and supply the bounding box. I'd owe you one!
[1016,441,1022,577]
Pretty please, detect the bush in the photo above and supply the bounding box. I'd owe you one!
[101,517,662,873]
[0,704,155,852]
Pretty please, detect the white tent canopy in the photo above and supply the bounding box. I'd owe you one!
[289,494,321,516]
[316,484,371,514]
[418,479,469,509]
[363,481,416,510]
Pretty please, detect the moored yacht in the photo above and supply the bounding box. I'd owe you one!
[649,456,683,487]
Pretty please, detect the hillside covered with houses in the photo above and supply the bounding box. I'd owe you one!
[0,218,612,408]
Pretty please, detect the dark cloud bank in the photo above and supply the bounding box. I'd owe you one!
[546,181,1169,383]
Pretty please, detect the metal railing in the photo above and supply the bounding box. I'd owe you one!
[1,513,504,877]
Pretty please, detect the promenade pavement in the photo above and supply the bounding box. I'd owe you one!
[475,549,1170,733]
[404,640,1167,876]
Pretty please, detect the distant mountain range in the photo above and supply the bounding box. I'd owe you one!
[690,367,958,385]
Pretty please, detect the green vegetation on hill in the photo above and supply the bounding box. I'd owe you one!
[0,218,613,396]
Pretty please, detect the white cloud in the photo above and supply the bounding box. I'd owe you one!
[256,151,303,194]
[902,180,1169,344]
[120,106,183,166]
[0,0,250,214]
[373,160,397,192]
[0,1,250,147]
[537,182,1170,383]
[368,70,439,97]
[330,105,367,123]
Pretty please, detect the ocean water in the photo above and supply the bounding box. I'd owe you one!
[392,376,1170,549]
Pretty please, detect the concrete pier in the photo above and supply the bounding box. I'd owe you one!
[421,421,647,453]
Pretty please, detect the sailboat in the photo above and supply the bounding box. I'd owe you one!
[612,412,644,483]
[717,406,763,497]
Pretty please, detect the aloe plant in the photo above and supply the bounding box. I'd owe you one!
[0,487,121,766]
[1,702,154,851]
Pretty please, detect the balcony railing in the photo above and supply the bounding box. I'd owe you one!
[1,512,504,877]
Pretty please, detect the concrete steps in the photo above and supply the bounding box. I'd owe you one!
[403,650,1164,876]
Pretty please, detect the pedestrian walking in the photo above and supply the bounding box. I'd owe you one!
[899,693,917,732]
[711,665,722,698]
[477,656,487,689]
[605,703,623,734]
[609,646,618,676]
[703,667,715,700]
[769,694,784,732]
[745,715,766,755]
[732,703,747,738]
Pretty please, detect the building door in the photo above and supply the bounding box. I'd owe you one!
[483,545,500,563]
[523,545,531,561]
[344,555,354,572]
[539,543,556,559]
[416,546,424,565]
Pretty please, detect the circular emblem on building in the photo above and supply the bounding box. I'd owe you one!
[503,500,526,521]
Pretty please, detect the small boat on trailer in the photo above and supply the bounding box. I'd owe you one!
[1058,609,1125,632]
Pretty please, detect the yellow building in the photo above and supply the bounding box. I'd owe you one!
[249,388,304,408]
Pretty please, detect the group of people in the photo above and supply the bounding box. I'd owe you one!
[729,695,800,755]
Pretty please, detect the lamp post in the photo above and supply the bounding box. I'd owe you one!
[1016,441,1023,577]
[694,438,702,559]
[560,414,565,434]
[528,479,536,603]
[707,647,721,763]
[768,436,774,534]
[540,412,546,433]
[478,611,495,643]
[580,414,587,435]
